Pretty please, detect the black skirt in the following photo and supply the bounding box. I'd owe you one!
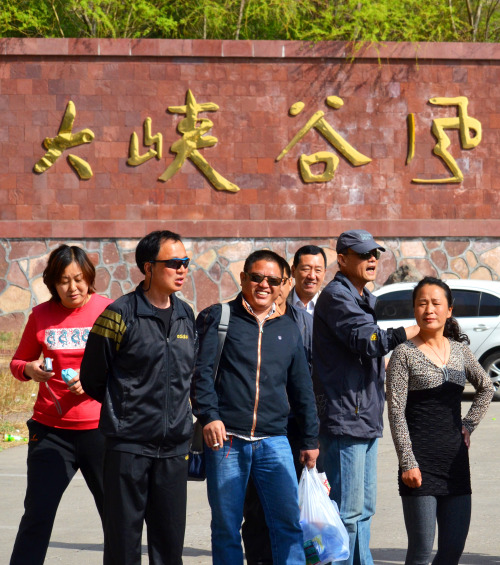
[398,381,471,497]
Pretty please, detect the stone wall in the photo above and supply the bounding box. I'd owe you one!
[1,237,499,332]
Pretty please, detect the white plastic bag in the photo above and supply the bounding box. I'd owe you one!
[298,467,350,564]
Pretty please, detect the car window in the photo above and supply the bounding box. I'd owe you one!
[452,290,480,318]
[374,290,414,321]
[479,292,500,317]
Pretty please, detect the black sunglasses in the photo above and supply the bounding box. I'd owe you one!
[150,257,190,269]
[350,249,381,261]
[245,272,283,287]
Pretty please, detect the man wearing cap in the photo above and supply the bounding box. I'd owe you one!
[313,229,419,565]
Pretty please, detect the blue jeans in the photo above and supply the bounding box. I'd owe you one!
[320,435,378,565]
[205,435,304,565]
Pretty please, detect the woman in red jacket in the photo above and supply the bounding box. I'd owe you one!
[9,244,112,565]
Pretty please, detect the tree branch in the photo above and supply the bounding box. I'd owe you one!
[235,0,246,40]
[50,0,65,38]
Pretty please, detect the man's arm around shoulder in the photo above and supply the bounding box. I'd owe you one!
[317,285,410,357]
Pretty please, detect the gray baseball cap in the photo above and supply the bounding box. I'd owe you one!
[336,229,385,254]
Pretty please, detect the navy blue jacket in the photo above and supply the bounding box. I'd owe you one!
[286,303,313,374]
[313,272,406,439]
[191,294,319,450]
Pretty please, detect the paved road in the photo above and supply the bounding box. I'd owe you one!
[1,396,499,564]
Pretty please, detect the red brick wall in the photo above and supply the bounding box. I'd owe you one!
[0,39,499,239]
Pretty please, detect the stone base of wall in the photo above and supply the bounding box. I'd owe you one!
[1,237,499,332]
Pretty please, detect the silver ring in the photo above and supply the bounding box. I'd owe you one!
[213,442,220,448]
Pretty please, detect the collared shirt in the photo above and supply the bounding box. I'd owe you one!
[290,288,319,316]
[242,297,276,328]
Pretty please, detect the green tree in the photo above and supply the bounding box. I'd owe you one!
[0,0,498,42]
[458,0,500,41]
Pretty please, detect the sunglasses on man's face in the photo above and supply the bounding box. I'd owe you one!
[245,272,283,287]
[355,249,381,261]
[150,257,190,269]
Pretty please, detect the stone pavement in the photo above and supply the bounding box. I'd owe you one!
[1,396,499,564]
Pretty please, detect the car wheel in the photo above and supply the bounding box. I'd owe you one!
[480,352,500,401]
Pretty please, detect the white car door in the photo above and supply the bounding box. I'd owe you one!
[452,289,500,356]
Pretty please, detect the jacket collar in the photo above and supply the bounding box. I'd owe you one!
[235,292,282,321]
[334,271,376,309]
[135,283,186,319]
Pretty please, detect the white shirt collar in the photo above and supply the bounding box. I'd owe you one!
[291,288,318,315]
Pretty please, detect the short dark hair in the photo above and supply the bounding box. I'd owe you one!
[43,245,96,302]
[280,257,291,279]
[135,230,182,274]
[293,245,327,268]
[244,250,284,277]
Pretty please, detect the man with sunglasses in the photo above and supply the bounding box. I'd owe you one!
[313,229,419,565]
[241,257,314,565]
[191,249,319,565]
[81,230,197,565]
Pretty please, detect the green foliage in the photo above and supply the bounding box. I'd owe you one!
[0,0,177,38]
[456,0,500,41]
[65,0,177,38]
[0,0,62,37]
[0,0,498,42]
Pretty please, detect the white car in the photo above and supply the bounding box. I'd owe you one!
[373,280,500,400]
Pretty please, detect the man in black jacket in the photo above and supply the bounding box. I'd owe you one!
[241,256,315,565]
[80,230,197,565]
[191,249,319,565]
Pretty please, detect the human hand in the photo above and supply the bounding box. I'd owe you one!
[300,448,319,469]
[67,370,84,395]
[203,420,227,451]
[402,467,422,488]
[24,360,54,383]
[462,425,470,449]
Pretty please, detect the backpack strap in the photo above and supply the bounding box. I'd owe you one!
[212,302,230,381]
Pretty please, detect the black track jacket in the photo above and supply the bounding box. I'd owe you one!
[80,284,198,456]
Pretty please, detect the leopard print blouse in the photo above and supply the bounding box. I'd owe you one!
[386,339,494,472]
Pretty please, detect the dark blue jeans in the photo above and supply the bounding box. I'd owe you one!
[401,494,471,565]
[206,435,304,565]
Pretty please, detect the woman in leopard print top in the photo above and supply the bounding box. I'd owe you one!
[386,277,493,565]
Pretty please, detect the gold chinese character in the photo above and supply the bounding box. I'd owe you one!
[276,96,371,183]
[412,96,482,184]
[127,117,163,166]
[159,90,239,192]
[33,100,94,180]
